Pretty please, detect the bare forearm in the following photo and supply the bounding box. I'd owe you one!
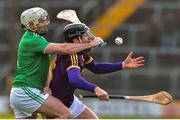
[45,43,95,55]
[61,43,94,54]
[45,67,51,87]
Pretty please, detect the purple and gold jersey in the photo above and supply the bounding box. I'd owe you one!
[50,50,93,107]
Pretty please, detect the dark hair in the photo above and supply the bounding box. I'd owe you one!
[64,23,88,42]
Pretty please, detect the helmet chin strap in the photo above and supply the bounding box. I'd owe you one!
[78,36,82,43]
[26,21,38,32]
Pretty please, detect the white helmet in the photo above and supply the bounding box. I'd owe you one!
[20,7,49,27]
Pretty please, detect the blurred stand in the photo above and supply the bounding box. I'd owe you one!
[144,13,161,47]
[161,11,178,48]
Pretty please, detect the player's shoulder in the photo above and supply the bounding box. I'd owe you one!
[25,30,44,39]
[26,31,46,43]
[59,53,81,62]
[57,54,71,60]
[61,53,80,59]
[32,32,40,37]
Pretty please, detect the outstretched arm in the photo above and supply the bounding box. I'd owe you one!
[85,61,123,74]
[85,51,144,74]
[45,37,103,55]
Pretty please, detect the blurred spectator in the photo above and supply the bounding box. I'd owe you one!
[144,13,161,47]
[0,70,14,94]
[5,72,14,94]
[176,10,180,47]
[0,76,7,94]
[161,11,178,48]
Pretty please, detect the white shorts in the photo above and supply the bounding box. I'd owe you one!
[10,86,49,118]
[69,96,85,118]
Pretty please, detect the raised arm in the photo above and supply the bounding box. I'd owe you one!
[45,37,103,55]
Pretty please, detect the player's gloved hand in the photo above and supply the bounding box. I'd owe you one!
[94,86,109,101]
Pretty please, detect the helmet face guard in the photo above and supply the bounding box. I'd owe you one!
[20,7,50,28]
[64,23,88,42]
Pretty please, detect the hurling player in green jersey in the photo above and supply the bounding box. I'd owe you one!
[9,7,104,119]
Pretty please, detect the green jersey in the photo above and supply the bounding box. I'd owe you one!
[13,30,49,90]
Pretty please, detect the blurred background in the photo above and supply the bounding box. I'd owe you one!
[0,0,179,119]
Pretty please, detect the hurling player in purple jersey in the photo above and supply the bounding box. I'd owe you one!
[50,23,145,119]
